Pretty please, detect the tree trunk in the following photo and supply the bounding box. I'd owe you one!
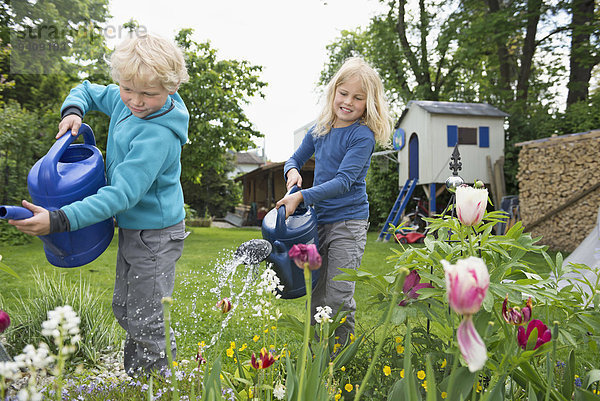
[486,0,513,96]
[516,0,542,102]
[566,0,596,106]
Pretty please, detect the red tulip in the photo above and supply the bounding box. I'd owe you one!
[398,270,434,306]
[517,319,551,350]
[502,296,533,325]
[0,310,9,333]
[288,244,322,270]
[251,347,275,369]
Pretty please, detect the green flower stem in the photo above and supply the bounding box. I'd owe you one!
[297,264,312,401]
[354,268,408,401]
[545,322,559,401]
[161,298,179,401]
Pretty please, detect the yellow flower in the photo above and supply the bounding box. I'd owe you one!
[441,358,447,368]
[253,335,260,342]
[400,369,405,378]
[172,361,178,367]
[350,333,355,343]
[422,380,427,391]
[271,325,277,330]
[395,336,402,343]
[441,391,448,399]
[198,341,206,347]
[396,344,404,354]
[230,341,236,349]
[417,370,426,380]
[264,328,269,333]
[239,343,247,352]
[383,365,391,376]
[226,348,234,358]
[345,383,353,392]
[335,394,341,401]
[248,388,253,398]
[333,343,341,353]
[341,366,346,372]
[476,382,482,392]
[340,316,347,324]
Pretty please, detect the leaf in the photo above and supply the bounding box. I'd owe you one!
[561,349,576,399]
[574,388,600,401]
[440,367,476,401]
[426,354,438,401]
[583,370,600,390]
[485,375,506,401]
[0,261,18,278]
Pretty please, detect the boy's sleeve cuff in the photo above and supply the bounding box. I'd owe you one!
[49,210,71,233]
[61,106,84,120]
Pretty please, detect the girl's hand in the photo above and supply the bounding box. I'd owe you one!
[276,191,303,218]
[285,168,303,191]
[8,200,51,236]
[57,115,82,139]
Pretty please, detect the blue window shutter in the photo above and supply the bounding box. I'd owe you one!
[447,125,458,147]
[479,126,490,148]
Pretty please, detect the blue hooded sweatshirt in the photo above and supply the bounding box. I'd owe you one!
[60,80,189,231]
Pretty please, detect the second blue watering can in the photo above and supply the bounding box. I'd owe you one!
[0,124,114,268]
[261,186,320,299]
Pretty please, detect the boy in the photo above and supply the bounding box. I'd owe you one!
[10,33,190,375]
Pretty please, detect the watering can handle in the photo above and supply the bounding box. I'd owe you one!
[275,186,302,236]
[39,124,96,191]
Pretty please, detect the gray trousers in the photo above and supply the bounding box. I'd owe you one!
[112,220,187,374]
[311,219,368,347]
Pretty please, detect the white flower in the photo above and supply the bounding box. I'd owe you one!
[314,306,333,324]
[273,382,286,400]
[0,360,21,381]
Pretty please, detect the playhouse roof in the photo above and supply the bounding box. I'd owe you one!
[398,100,509,124]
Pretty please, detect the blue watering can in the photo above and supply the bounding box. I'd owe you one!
[261,186,320,299]
[0,124,114,268]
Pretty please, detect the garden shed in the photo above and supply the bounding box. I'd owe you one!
[377,100,508,240]
[516,129,600,252]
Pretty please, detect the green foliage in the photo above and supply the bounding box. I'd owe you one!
[367,149,400,231]
[4,269,121,367]
[338,207,600,400]
[175,28,266,218]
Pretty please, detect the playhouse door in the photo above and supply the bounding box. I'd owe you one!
[408,133,419,180]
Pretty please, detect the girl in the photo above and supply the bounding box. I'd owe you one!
[276,57,392,349]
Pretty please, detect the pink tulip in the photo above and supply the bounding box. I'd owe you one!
[517,319,552,350]
[0,310,9,333]
[442,257,489,372]
[457,316,488,372]
[442,257,489,315]
[288,244,322,270]
[456,185,488,226]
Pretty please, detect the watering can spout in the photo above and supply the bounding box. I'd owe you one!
[0,206,34,220]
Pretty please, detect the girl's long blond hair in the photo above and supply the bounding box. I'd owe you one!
[313,57,392,147]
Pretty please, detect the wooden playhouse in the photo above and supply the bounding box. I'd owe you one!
[378,100,508,240]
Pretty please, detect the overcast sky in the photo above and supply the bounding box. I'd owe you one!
[106,0,386,162]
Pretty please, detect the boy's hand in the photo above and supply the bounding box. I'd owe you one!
[276,191,303,218]
[57,115,82,139]
[285,168,303,191]
[9,200,51,236]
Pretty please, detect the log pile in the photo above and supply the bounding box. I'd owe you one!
[516,130,600,252]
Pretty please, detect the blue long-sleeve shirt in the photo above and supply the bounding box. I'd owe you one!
[284,121,375,224]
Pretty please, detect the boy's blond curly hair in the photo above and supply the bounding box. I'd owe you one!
[110,33,189,92]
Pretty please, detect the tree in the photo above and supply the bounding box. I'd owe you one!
[175,29,267,216]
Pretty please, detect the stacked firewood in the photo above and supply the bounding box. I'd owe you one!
[516,130,600,252]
